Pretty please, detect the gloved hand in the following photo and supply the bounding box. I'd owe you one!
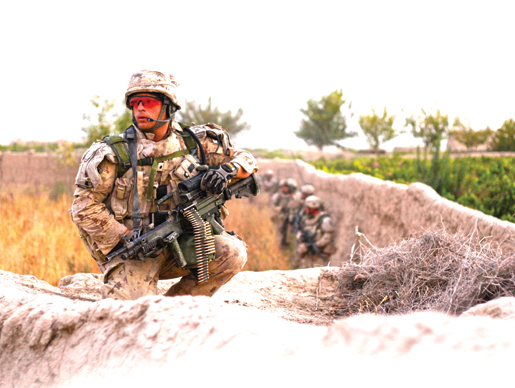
[200,163,238,194]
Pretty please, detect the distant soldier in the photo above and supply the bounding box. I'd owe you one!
[270,178,298,247]
[260,169,279,194]
[295,195,335,268]
[291,183,316,233]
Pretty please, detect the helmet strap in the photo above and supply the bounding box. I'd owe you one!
[132,95,174,133]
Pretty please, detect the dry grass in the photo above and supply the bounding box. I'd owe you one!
[224,197,291,271]
[0,188,290,286]
[0,189,99,286]
[337,228,515,316]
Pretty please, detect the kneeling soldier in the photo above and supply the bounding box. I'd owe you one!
[295,195,335,268]
[70,69,258,300]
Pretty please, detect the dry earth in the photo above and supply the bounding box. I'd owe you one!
[2,268,515,388]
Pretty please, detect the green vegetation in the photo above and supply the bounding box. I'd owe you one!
[450,118,493,151]
[0,142,60,153]
[359,107,398,151]
[296,89,356,151]
[245,148,304,160]
[405,109,450,153]
[81,96,132,146]
[491,119,515,152]
[312,154,515,222]
[177,97,250,137]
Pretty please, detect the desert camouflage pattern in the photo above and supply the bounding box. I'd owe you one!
[295,212,336,268]
[291,186,316,212]
[100,232,247,300]
[125,69,182,110]
[71,121,257,298]
[270,191,298,223]
[259,170,279,194]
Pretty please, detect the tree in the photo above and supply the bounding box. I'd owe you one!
[177,97,250,136]
[405,109,452,194]
[359,107,397,151]
[405,109,450,153]
[295,90,356,151]
[491,119,515,151]
[82,96,131,146]
[450,118,493,151]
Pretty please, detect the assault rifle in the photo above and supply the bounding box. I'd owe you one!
[299,228,326,259]
[106,172,260,282]
[292,209,303,234]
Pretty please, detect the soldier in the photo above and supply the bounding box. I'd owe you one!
[260,169,278,194]
[291,183,316,233]
[70,69,258,300]
[270,178,298,247]
[295,195,336,268]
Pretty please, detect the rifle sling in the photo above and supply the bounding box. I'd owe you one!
[124,126,142,237]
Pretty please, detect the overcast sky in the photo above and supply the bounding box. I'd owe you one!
[1,0,513,150]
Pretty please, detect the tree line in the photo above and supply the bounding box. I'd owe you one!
[3,92,512,155]
[296,89,515,153]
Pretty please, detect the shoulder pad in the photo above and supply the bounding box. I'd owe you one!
[191,123,226,139]
[75,142,117,189]
[320,214,334,232]
[102,135,131,177]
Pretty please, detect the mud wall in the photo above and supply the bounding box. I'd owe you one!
[258,159,515,265]
[0,151,78,192]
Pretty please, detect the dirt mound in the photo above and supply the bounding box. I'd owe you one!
[3,267,515,387]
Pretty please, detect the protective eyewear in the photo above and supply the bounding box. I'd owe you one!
[128,95,162,109]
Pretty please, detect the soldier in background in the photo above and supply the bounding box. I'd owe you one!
[270,178,298,247]
[260,169,279,194]
[291,183,316,233]
[295,195,335,268]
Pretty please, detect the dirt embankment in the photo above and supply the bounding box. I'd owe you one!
[2,267,515,388]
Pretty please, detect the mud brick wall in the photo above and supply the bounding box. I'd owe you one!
[0,152,78,192]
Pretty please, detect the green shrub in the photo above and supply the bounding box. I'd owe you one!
[312,155,515,222]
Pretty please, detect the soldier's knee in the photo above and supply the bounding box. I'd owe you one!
[213,233,248,273]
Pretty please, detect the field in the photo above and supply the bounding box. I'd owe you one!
[0,189,290,286]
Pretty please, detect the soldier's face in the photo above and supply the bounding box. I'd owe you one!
[305,207,319,217]
[131,95,165,131]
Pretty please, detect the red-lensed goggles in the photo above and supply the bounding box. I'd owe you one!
[128,95,162,109]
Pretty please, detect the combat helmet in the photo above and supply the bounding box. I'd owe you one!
[304,195,322,209]
[300,183,315,197]
[286,178,298,192]
[125,69,181,110]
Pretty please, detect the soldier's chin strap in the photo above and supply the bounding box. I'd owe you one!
[131,95,176,132]
[124,126,142,238]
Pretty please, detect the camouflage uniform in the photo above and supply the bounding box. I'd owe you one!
[70,70,258,300]
[260,170,278,194]
[295,196,335,268]
[270,178,298,246]
[291,183,316,231]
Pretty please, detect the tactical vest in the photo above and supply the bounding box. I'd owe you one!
[101,124,219,271]
[302,213,330,240]
[102,123,199,178]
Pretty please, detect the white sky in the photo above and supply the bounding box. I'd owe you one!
[1,0,514,151]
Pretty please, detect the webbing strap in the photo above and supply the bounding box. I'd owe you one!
[124,126,142,238]
[146,149,190,200]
